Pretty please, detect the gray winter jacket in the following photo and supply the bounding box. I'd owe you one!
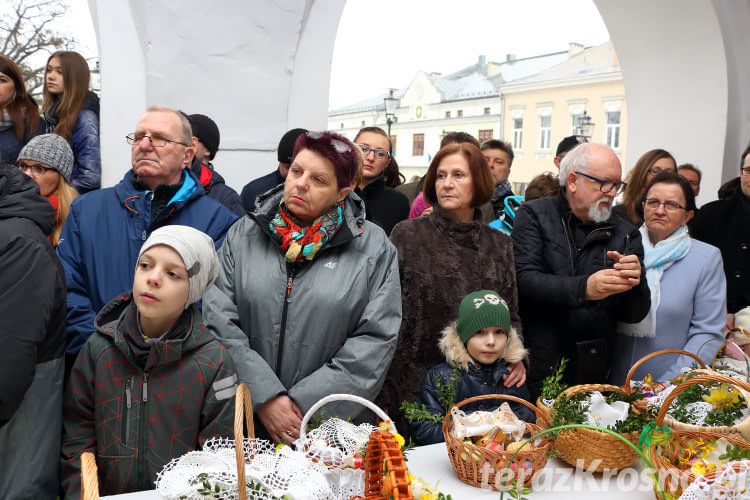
[204,186,401,424]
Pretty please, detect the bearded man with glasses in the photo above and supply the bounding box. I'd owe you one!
[512,142,651,398]
[56,106,238,367]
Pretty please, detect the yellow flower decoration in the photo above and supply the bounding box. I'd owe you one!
[394,433,405,448]
[683,443,698,459]
[691,461,708,476]
[702,383,741,410]
[699,441,716,456]
[275,442,286,452]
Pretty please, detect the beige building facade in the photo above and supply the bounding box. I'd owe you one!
[501,41,626,192]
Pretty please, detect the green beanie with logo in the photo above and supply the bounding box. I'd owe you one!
[456,290,511,344]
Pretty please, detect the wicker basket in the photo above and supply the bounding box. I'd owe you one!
[552,383,645,472]
[81,451,99,500]
[655,372,750,441]
[710,334,750,371]
[647,403,750,500]
[233,383,255,500]
[296,393,412,500]
[443,394,550,490]
[624,348,707,390]
[535,397,553,422]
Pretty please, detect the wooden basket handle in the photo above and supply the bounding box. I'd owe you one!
[441,393,549,437]
[234,383,254,500]
[81,451,99,500]
[711,336,750,369]
[624,349,706,390]
[655,372,750,426]
[298,393,394,439]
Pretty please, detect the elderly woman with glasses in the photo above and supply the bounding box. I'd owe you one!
[611,171,726,384]
[352,126,409,235]
[615,148,677,226]
[377,142,525,432]
[204,131,401,443]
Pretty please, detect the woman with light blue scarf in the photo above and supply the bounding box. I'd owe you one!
[611,172,727,384]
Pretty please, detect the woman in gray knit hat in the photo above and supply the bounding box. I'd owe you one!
[17,133,78,246]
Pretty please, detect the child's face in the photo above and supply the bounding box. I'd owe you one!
[466,326,507,365]
[133,245,190,323]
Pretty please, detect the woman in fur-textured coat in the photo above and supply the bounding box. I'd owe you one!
[409,290,533,445]
[376,144,524,434]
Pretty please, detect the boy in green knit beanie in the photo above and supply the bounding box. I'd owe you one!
[405,290,532,445]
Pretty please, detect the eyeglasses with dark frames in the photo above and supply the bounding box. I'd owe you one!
[126,133,190,148]
[574,170,627,194]
[357,144,390,160]
[16,161,55,176]
[647,167,678,176]
[642,198,686,212]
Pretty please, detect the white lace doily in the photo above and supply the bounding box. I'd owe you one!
[679,460,750,499]
[156,437,340,500]
[294,417,376,470]
[647,384,750,426]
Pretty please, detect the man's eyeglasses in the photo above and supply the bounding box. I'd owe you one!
[357,144,390,160]
[647,167,677,176]
[17,161,54,176]
[642,198,686,212]
[126,133,189,148]
[574,171,626,194]
[741,167,750,176]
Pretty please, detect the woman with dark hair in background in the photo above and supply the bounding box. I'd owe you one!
[42,50,101,192]
[0,54,39,164]
[616,148,677,225]
[353,126,409,235]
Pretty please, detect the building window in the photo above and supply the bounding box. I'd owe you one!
[361,120,365,127]
[538,116,551,150]
[390,135,397,155]
[412,133,424,156]
[484,107,491,115]
[570,113,582,135]
[457,109,463,117]
[478,129,493,143]
[512,118,523,150]
[445,111,451,118]
[606,111,621,149]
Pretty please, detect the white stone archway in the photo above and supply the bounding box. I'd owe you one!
[89,0,750,203]
[89,0,346,189]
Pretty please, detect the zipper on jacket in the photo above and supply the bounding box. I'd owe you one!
[142,373,149,402]
[122,379,132,444]
[275,266,294,377]
[136,375,147,489]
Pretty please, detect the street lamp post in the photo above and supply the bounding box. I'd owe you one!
[384,88,398,138]
[577,110,595,139]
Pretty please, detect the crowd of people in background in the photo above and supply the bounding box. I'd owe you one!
[2,47,750,499]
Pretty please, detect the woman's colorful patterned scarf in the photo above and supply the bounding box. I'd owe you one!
[269,200,344,262]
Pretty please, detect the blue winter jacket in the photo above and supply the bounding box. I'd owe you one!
[408,322,534,445]
[44,91,101,192]
[57,167,239,355]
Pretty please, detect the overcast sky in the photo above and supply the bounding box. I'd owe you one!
[66,0,609,109]
[329,0,610,109]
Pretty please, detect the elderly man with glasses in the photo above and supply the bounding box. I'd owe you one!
[56,106,238,366]
[512,142,650,398]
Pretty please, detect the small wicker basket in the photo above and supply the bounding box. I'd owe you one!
[710,334,750,372]
[624,348,707,390]
[647,410,750,499]
[296,393,413,500]
[655,372,750,441]
[552,383,645,472]
[442,394,550,490]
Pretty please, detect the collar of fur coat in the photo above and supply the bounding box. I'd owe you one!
[438,321,528,372]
